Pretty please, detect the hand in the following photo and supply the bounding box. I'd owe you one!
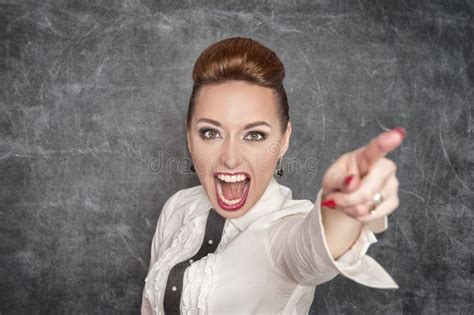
[320,128,405,222]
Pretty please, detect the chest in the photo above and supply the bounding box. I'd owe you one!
[145,213,296,314]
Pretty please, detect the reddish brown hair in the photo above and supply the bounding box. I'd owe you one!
[186,37,289,133]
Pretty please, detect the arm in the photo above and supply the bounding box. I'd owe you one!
[321,205,363,260]
[321,204,387,260]
[268,129,404,288]
[267,189,398,288]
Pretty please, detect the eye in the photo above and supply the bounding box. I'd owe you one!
[245,131,266,142]
[199,128,221,141]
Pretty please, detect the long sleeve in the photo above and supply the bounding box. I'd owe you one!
[141,190,182,315]
[267,188,399,289]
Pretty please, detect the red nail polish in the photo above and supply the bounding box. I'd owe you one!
[344,175,353,186]
[392,127,406,139]
[322,199,337,208]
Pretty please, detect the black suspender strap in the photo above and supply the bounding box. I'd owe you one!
[163,208,226,314]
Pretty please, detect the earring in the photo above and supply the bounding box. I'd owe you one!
[275,158,283,178]
[190,164,195,173]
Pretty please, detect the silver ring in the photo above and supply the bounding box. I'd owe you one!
[373,192,384,206]
[370,192,384,214]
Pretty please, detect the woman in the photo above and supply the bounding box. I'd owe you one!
[141,37,404,314]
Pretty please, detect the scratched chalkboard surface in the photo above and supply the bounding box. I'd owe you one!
[0,1,472,314]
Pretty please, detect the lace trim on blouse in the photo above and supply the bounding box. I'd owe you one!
[144,215,207,314]
[145,215,243,314]
[180,220,240,314]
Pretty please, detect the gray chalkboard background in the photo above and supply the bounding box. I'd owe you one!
[1,0,472,314]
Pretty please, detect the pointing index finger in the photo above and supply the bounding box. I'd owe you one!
[354,128,405,175]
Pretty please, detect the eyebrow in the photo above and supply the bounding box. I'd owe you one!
[197,118,272,130]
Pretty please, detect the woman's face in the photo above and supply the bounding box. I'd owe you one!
[186,80,292,219]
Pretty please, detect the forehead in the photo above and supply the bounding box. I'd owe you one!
[194,81,279,127]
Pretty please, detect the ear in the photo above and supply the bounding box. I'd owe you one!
[279,121,292,158]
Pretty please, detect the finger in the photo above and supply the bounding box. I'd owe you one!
[321,128,404,200]
[341,174,361,193]
[322,158,397,208]
[353,127,405,176]
[341,154,361,193]
[356,192,400,222]
[343,175,399,219]
[322,154,360,199]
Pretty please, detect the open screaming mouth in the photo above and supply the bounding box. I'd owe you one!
[214,173,251,211]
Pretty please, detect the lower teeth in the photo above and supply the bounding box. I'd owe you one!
[217,180,247,205]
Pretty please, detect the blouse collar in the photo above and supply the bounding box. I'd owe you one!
[231,176,292,231]
[192,176,292,232]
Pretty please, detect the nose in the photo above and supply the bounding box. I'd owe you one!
[219,137,243,169]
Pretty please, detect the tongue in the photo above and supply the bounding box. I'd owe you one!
[222,181,247,200]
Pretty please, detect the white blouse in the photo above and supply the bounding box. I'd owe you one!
[141,176,398,314]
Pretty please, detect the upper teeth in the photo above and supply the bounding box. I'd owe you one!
[217,174,247,183]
